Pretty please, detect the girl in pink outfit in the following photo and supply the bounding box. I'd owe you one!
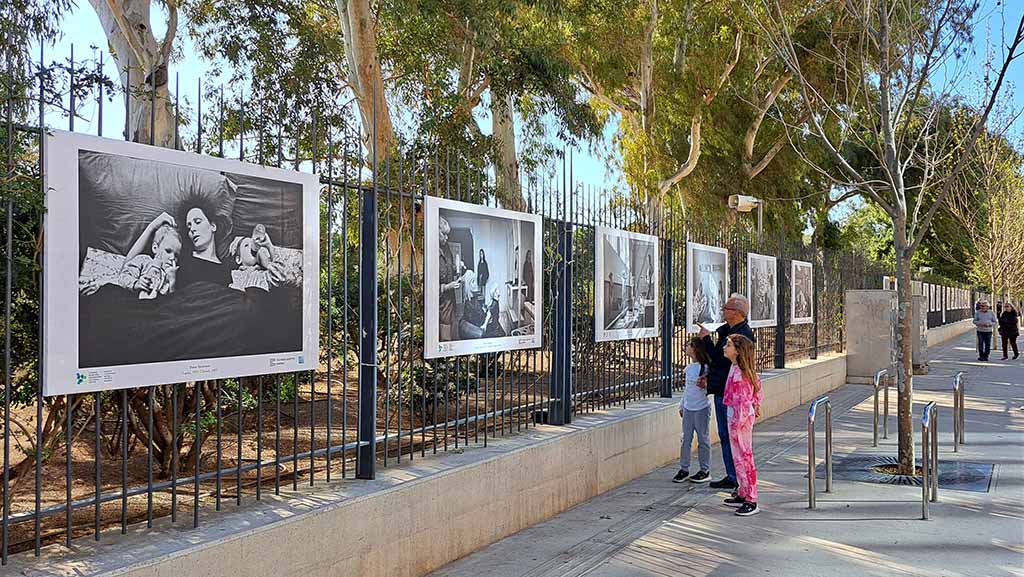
[722,334,763,516]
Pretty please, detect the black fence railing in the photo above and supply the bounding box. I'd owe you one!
[0,45,902,564]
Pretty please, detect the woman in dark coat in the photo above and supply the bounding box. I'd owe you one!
[999,302,1020,360]
[476,249,489,295]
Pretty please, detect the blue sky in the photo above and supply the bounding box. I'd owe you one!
[47,0,1023,195]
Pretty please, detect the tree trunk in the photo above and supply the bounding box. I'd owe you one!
[337,0,396,167]
[893,225,916,475]
[88,0,177,148]
[492,92,522,210]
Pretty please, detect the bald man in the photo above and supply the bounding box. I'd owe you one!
[699,293,756,490]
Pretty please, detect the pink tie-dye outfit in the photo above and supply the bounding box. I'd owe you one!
[723,365,763,503]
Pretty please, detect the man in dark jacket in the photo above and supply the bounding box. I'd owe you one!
[699,293,756,490]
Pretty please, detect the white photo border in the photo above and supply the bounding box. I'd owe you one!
[746,252,778,329]
[685,242,730,333]
[594,225,661,342]
[423,195,543,359]
[42,130,321,396]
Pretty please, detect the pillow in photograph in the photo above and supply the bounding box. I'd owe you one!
[79,247,128,289]
[272,247,303,286]
[78,150,236,264]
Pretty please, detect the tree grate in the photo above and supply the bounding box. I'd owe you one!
[812,453,993,492]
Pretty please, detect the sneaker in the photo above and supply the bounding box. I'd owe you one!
[672,470,690,483]
[723,495,746,507]
[689,470,711,483]
[710,477,739,489]
[735,502,760,516]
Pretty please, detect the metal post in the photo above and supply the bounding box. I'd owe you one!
[872,368,887,446]
[550,212,571,425]
[775,227,786,369]
[807,396,831,509]
[810,242,819,360]
[931,405,939,503]
[922,403,930,520]
[660,238,673,398]
[356,96,379,479]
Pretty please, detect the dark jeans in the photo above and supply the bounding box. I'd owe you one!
[714,394,737,482]
[1001,333,1019,358]
[977,331,992,359]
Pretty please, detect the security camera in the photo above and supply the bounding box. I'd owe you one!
[728,195,761,212]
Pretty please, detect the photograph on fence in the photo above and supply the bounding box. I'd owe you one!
[686,242,729,332]
[791,259,814,325]
[423,196,542,358]
[43,131,320,395]
[746,252,777,328]
[594,226,660,342]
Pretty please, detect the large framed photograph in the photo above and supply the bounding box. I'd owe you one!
[686,242,729,333]
[43,131,320,396]
[423,196,542,358]
[594,226,660,342]
[746,253,777,328]
[791,259,814,325]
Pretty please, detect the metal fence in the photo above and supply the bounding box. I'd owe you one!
[0,46,896,563]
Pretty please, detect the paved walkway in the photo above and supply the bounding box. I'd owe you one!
[427,333,1024,577]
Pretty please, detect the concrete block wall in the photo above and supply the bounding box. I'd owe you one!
[927,318,974,348]
[16,353,848,577]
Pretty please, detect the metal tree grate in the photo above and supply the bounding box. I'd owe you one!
[813,453,994,492]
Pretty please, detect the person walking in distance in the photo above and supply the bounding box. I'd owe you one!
[974,301,997,361]
[699,293,756,491]
[999,302,1020,360]
[673,337,714,484]
[721,334,763,516]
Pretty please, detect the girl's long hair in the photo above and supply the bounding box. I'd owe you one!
[688,336,711,375]
[727,334,760,394]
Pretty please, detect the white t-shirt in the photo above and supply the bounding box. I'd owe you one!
[679,362,711,412]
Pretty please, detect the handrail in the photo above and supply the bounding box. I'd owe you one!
[921,401,939,520]
[872,368,890,446]
[952,372,966,452]
[807,395,833,509]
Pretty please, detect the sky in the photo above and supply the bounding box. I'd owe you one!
[43,0,1024,198]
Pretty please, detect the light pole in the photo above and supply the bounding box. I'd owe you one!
[728,195,764,244]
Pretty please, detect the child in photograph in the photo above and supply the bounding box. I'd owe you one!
[674,337,713,484]
[722,334,763,516]
[121,221,181,300]
[228,223,276,291]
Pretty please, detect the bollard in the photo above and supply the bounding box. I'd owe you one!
[872,368,888,446]
[807,396,833,509]
[952,372,965,451]
[921,402,939,520]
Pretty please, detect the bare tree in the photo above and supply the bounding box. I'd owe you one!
[943,111,1024,300]
[749,0,1024,473]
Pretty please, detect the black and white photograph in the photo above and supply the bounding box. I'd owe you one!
[423,196,542,358]
[43,131,320,396]
[594,226,660,342]
[791,259,814,325]
[686,242,729,332]
[746,253,777,328]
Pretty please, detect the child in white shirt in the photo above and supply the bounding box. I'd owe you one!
[673,337,713,483]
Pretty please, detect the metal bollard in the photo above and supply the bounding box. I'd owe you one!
[807,396,833,509]
[922,402,939,520]
[952,372,965,451]
[872,368,888,446]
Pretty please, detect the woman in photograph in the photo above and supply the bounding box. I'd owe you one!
[459,286,506,339]
[477,249,490,296]
[523,248,534,303]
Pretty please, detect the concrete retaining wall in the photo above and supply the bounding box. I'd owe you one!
[927,318,974,348]
[18,354,847,577]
